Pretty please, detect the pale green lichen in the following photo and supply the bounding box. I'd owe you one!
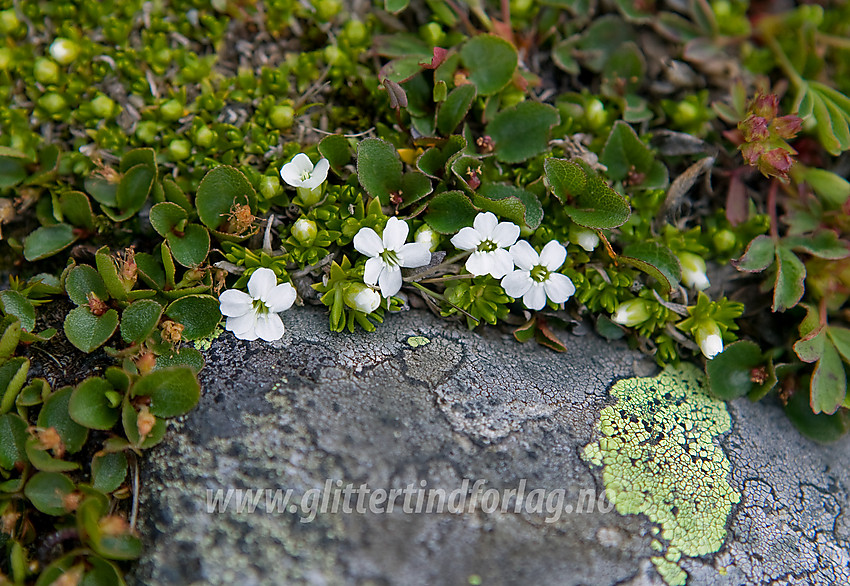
[193,324,224,351]
[406,335,430,348]
[582,364,740,586]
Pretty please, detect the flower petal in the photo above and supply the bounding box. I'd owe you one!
[248,268,277,301]
[491,221,520,248]
[218,289,253,317]
[226,311,258,340]
[398,242,431,268]
[353,227,384,258]
[523,283,547,310]
[300,158,329,189]
[378,266,403,298]
[501,270,532,298]
[280,153,313,187]
[539,240,567,271]
[509,240,539,270]
[472,212,498,239]
[451,226,482,251]
[488,248,514,278]
[364,257,384,286]
[255,312,285,342]
[382,217,409,252]
[465,250,494,276]
[543,273,576,304]
[266,282,297,312]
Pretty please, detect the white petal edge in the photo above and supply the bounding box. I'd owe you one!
[255,312,285,342]
[353,227,384,258]
[523,283,547,311]
[473,212,498,239]
[382,217,409,252]
[280,153,313,187]
[301,158,330,189]
[491,222,520,248]
[378,266,403,298]
[539,240,567,271]
[363,257,383,286]
[226,312,258,340]
[451,226,483,251]
[398,242,431,268]
[465,250,494,276]
[509,240,539,271]
[489,248,515,278]
[501,270,532,298]
[266,282,297,312]
[544,273,576,304]
[248,268,277,302]
[218,289,253,317]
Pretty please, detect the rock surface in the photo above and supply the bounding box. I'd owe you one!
[130,307,850,585]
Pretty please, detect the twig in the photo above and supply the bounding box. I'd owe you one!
[410,281,479,325]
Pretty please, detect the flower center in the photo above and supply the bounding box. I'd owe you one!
[530,265,550,283]
[477,239,497,253]
[380,248,400,267]
[252,299,270,314]
[299,169,312,181]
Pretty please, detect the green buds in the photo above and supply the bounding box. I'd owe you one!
[611,298,651,328]
[292,218,318,245]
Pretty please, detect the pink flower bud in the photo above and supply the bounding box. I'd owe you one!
[740,141,765,166]
[758,148,794,179]
[751,92,779,120]
[738,115,770,142]
[771,114,803,140]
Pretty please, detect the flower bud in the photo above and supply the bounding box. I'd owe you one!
[269,105,294,129]
[771,114,802,140]
[414,224,440,252]
[0,9,20,34]
[292,217,318,244]
[712,229,736,253]
[739,141,764,166]
[695,321,723,359]
[757,148,794,180]
[679,252,710,291]
[160,98,184,121]
[344,283,381,314]
[195,125,215,148]
[296,185,323,207]
[91,95,116,118]
[168,138,192,161]
[751,92,778,120]
[611,298,651,327]
[259,175,282,199]
[49,38,80,65]
[585,98,606,130]
[569,226,599,252]
[738,115,769,142]
[34,57,60,84]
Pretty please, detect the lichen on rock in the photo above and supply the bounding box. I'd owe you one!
[583,364,740,585]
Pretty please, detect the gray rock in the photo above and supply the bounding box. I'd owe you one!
[130,307,850,586]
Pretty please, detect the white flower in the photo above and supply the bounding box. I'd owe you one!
[353,217,431,298]
[344,283,381,314]
[695,321,723,359]
[501,240,576,311]
[218,267,296,342]
[451,212,520,278]
[570,226,600,252]
[679,252,710,291]
[611,298,650,327]
[280,153,330,190]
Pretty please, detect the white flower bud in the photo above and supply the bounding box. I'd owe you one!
[679,252,710,291]
[344,283,381,314]
[611,298,650,327]
[570,226,599,252]
[49,38,80,65]
[292,218,318,244]
[695,321,723,359]
[414,224,440,252]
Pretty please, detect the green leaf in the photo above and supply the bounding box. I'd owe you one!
[17,378,49,407]
[85,174,119,207]
[0,315,20,362]
[436,84,477,135]
[486,101,560,163]
[734,235,775,272]
[0,413,28,470]
[600,120,655,181]
[601,42,645,97]
[794,304,825,363]
[120,147,156,173]
[552,39,579,74]
[91,451,128,494]
[786,387,850,442]
[460,35,517,96]
[424,190,478,234]
[810,340,846,415]
[576,15,636,71]
[318,134,352,173]
[69,377,120,430]
[107,163,154,220]
[805,82,850,155]
[166,224,210,268]
[135,252,166,290]
[0,156,27,188]
[24,471,76,516]
[828,326,850,364]
[122,398,166,449]
[357,138,403,204]
[25,435,79,472]
[155,347,205,373]
[23,224,79,261]
[545,159,631,229]
[120,299,163,344]
[149,202,189,237]
[196,165,257,231]
[784,230,849,260]
[95,247,129,301]
[63,307,119,353]
[38,387,89,453]
[473,183,543,230]
[385,0,409,12]
[165,295,221,340]
[773,245,806,312]
[400,172,433,206]
[59,191,95,229]
[799,167,850,208]
[131,366,200,418]
[66,265,109,306]
[417,135,466,178]
[0,357,29,415]
[0,290,35,332]
[620,242,682,291]
[162,176,193,213]
[544,157,587,203]
[706,340,763,400]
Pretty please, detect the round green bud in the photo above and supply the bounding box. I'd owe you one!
[0,48,12,70]
[160,99,184,121]
[49,38,80,65]
[269,105,294,130]
[34,58,60,85]
[674,101,699,126]
[414,224,441,252]
[323,45,344,66]
[585,98,606,130]
[259,175,282,199]
[90,95,116,118]
[712,229,736,253]
[38,92,67,114]
[343,20,367,46]
[168,138,192,161]
[194,125,216,148]
[315,0,342,21]
[0,9,20,35]
[511,0,534,17]
[420,23,444,47]
[292,217,318,244]
[135,121,159,143]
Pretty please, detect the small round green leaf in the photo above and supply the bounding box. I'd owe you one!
[486,101,561,163]
[65,265,109,307]
[0,290,36,332]
[120,300,163,344]
[706,340,764,400]
[0,412,28,470]
[149,202,189,237]
[24,471,76,516]
[460,35,517,96]
[0,357,29,415]
[64,307,119,354]
[424,190,478,234]
[357,138,403,205]
[23,224,79,261]
[318,134,352,172]
[155,347,205,373]
[59,190,95,229]
[69,377,120,430]
[165,294,221,340]
[436,84,477,135]
[122,399,167,449]
[196,166,257,231]
[166,224,211,268]
[92,451,128,493]
[38,387,89,454]
[131,366,200,418]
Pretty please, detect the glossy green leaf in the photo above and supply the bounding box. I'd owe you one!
[486,102,560,163]
[473,184,543,230]
[155,347,205,373]
[69,377,120,430]
[196,165,257,231]
[600,120,654,181]
[0,290,35,332]
[734,235,775,272]
[773,245,806,312]
[64,307,119,353]
[0,412,28,469]
[24,471,76,516]
[357,138,403,204]
[436,84,477,135]
[165,294,221,340]
[120,147,156,173]
[122,398,166,449]
[319,134,352,172]
[460,35,517,95]
[23,224,79,261]
[59,191,95,229]
[120,299,163,344]
[166,223,211,268]
[424,190,478,234]
[131,366,200,418]
[811,340,846,415]
[621,242,681,291]
[25,435,80,472]
[0,357,29,414]
[545,159,630,229]
[92,451,128,493]
[706,340,763,400]
[17,377,49,407]
[544,157,587,204]
[149,202,188,237]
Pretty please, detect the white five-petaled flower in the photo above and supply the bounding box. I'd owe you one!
[501,240,576,311]
[353,217,431,298]
[451,212,520,278]
[218,267,296,342]
[280,153,330,190]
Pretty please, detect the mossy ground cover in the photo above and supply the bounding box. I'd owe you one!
[1,0,850,583]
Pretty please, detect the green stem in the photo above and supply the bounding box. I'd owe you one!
[762,33,806,90]
[411,282,480,325]
[816,32,850,52]
[418,274,477,284]
[403,250,471,282]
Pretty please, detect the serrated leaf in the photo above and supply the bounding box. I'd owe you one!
[811,340,846,415]
[459,35,518,95]
[63,307,119,353]
[120,300,163,344]
[436,84,477,135]
[38,387,88,454]
[473,183,543,230]
[69,377,120,430]
[486,101,560,163]
[23,224,79,261]
[544,158,587,203]
[734,235,775,272]
[165,294,221,340]
[621,242,681,291]
[424,190,478,234]
[131,367,200,418]
[773,245,806,312]
[195,166,257,231]
[357,138,403,204]
[706,340,763,400]
[0,290,35,332]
